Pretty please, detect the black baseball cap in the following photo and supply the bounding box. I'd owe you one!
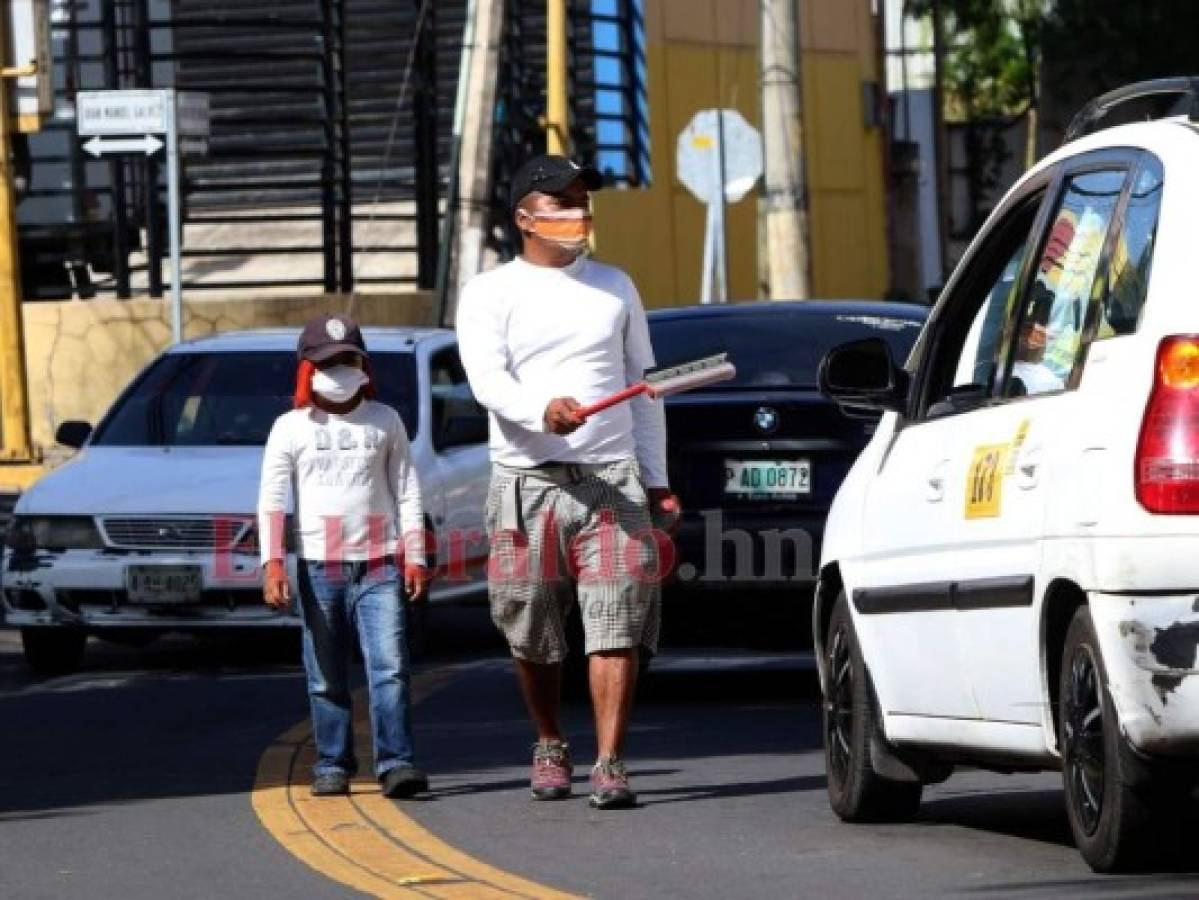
[298,314,367,363]
[509,154,603,211]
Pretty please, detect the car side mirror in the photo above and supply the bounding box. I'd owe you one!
[55,420,93,449]
[818,338,909,414]
[437,414,488,451]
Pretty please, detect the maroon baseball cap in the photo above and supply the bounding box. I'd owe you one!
[297,314,367,363]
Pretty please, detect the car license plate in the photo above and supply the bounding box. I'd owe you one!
[125,565,203,604]
[724,459,811,497]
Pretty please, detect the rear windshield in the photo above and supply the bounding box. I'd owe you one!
[648,308,925,389]
[92,350,419,447]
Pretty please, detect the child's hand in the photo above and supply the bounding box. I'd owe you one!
[263,559,291,610]
[405,563,432,602]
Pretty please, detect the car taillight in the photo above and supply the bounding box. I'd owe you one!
[1135,336,1199,513]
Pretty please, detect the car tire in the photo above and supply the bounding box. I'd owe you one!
[21,627,87,677]
[823,592,922,823]
[1059,605,1156,872]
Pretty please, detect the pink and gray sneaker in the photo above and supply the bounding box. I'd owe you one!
[531,739,573,801]
[589,757,637,809]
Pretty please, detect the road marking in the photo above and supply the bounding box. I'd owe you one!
[251,664,579,899]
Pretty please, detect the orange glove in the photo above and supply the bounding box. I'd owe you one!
[263,559,290,610]
[647,487,682,533]
[405,563,432,602]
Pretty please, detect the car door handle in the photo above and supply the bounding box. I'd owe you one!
[1016,446,1042,490]
[926,460,950,502]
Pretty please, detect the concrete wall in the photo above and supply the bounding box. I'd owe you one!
[21,292,434,463]
[591,0,889,306]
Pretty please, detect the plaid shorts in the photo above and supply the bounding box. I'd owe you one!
[484,459,662,664]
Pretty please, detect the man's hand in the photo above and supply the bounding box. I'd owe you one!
[544,397,583,435]
[647,487,681,533]
[263,559,291,610]
[405,563,432,602]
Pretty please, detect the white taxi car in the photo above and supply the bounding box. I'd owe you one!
[815,79,1199,872]
[2,328,490,675]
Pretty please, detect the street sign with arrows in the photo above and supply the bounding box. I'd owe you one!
[82,134,163,157]
[74,89,210,345]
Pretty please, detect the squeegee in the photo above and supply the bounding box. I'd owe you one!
[572,353,737,423]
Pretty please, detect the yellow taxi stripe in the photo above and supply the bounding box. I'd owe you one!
[251,665,580,899]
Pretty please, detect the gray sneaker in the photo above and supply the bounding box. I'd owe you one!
[312,771,350,797]
[589,757,636,809]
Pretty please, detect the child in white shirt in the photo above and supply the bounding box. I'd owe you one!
[258,313,430,799]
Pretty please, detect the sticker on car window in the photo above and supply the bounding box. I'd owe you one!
[966,444,1007,519]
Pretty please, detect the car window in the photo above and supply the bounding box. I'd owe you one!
[92,350,419,446]
[1004,169,1125,398]
[951,245,1028,392]
[429,347,486,449]
[1100,159,1163,338]
[920,195,1042,419]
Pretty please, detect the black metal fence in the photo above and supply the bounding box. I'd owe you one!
[17,0,647,301]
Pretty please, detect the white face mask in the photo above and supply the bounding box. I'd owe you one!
[311,364,369,404]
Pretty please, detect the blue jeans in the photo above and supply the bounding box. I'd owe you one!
[297,558,415,778]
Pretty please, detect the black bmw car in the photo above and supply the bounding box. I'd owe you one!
[648,300,927,602]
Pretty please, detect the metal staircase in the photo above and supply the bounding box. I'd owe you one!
[17,0,647,303]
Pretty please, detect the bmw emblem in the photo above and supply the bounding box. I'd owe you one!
[754,406,780,435]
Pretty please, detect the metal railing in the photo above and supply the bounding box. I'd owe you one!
[17,0,645,300]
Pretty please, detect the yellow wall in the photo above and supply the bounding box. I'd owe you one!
[592,0,888,305]
[19,291,433,467]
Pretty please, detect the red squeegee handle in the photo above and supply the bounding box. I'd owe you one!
[572,382,648,423]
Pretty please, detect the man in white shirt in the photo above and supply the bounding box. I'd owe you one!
[258,314,431,800]
[457,154,678,810]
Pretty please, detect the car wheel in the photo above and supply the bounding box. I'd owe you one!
[21,627,87,677]
[823,592,922,822]
[1059,605,1155,872]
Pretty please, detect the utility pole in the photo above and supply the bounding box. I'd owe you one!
[545,0,570,155]
[441,0,504,323]
[760,0,810,300]
[0,9,32,462]
[931,0,950,281]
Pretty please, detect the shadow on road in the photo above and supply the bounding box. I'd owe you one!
[0,631,311,822]
[918,789,1073,848]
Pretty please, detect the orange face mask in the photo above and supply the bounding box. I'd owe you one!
[526,210,592,251]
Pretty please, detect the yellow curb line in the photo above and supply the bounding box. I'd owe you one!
[251,665,581,899]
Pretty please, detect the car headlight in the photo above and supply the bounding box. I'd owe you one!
[4,516,103,551]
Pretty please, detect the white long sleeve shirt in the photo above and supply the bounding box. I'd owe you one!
[456,255,668,486]
[256,400,426,566]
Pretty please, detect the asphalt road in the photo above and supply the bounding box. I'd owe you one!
[2,608,1198,899]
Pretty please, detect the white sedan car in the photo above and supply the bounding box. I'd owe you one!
[2,327,490,674]
[815,79,1199,872]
